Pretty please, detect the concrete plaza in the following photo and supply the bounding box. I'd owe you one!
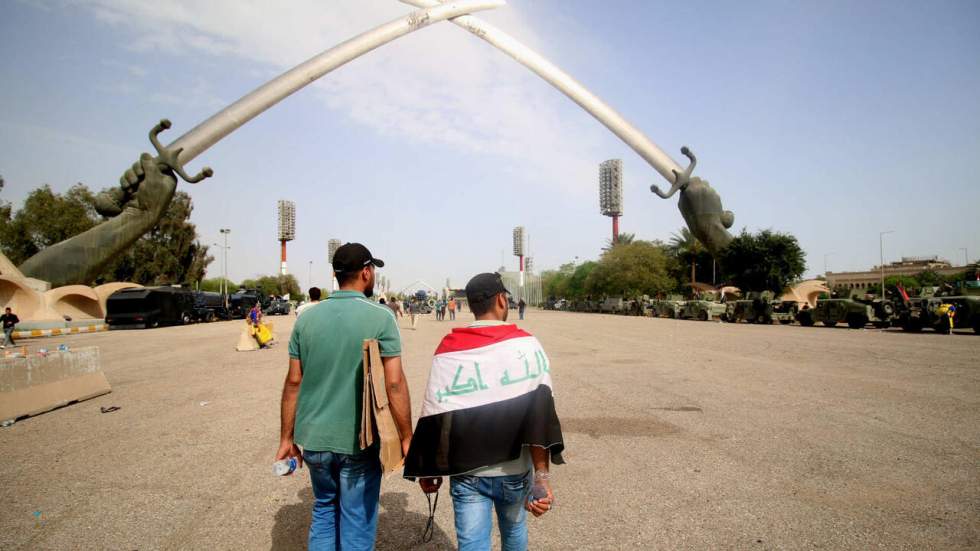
[2,310,977,549]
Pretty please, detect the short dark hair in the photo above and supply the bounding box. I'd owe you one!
[335,268,361,286]
[469,292,501,317]
[308,287,321,301]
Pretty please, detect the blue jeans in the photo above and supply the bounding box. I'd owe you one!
[450,472,529,551]
[302,447,382,551]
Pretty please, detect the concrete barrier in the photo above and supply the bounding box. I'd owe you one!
[0,346,110,422]
[11,324,107,340]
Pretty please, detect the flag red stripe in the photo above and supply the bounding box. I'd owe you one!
[434,324,533,355]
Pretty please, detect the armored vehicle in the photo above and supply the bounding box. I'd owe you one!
[106,286,196,329]
[599,297,625,314]
[797,297,894,329]
[724,292,775,324]
[898,280,980,333]
[228,288,271,318]
[680,299,727,321]
[264,298,292,316]
[191,291,229,322]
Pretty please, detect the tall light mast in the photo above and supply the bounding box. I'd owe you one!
[600,159,624,244]
[513,226,526,301]
[327,239,342,292]
[277,200,296,275]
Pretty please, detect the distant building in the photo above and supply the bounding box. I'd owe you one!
[826,256,967,290]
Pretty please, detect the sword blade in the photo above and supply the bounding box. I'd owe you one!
[167,0,506,167]
[400,0,682,183]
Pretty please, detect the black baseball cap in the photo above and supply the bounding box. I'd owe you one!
[332,243,384,274]
[465,272,510,303]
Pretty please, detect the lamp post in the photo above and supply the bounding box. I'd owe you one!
[879,231,894,297]
[218,228,231,306]
[960,247,968,266]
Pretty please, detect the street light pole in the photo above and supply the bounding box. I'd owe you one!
[960,247,968,266]
[219,228,231,307]
[879,231,894,298]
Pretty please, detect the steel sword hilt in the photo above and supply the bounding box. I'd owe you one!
[149,119,213,184]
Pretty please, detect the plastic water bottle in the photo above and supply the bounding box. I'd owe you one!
[529,471,549,502]
[272,457,298,476]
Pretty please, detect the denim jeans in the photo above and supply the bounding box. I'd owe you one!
[450,472,530,551]
[302,447,382,551]
[3,327,14,346]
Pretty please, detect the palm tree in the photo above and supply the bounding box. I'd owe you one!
[605,232,636,249]
[669,227,702,288]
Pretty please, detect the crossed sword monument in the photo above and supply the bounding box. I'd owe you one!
[18,0,735,287]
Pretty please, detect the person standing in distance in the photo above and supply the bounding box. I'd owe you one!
[518,298,527,321]
[296,287,322,317]
[1,307,19,348]
[405,273,564,551]
[276,243,413,550]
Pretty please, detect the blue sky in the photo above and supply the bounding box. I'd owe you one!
[1,0,978,291]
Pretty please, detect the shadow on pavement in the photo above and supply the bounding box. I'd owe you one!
[376,491,452,550]
[270,489,451,550]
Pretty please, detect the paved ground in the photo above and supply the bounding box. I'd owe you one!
[1,310,978,550]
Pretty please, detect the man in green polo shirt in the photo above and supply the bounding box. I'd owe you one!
[276,242,413,550]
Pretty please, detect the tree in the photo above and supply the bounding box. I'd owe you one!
[541,262,575,298]
[718,229,806,293]
[668,227,704,289]
[586,240,676,298]
[102,191,213,285]
[0,180,212,285]
[241,274,304,300]
[567,261,597,298]
[200,277,237,293]
[604,232,636,249]
[0,184,99,265]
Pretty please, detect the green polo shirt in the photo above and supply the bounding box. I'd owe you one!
[289,290,401,453]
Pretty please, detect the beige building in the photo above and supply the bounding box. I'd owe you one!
[826,256,969,290]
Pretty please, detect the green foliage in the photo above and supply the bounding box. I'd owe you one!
[200,277,236,293]
[585,241,676,298]
[718,229,806,293]
[0,180,212,286]
[605,232,636,249]
[100,191,212,285]
[0,184,99,265]
[240,274,304,301]
[667,227,713,289]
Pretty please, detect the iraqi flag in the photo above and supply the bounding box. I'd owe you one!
[404,324,565,478]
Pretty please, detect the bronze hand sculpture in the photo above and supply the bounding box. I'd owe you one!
[17,120,212,287]
[651,147,734,256]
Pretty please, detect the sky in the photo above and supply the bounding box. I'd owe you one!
[1,0,978,292]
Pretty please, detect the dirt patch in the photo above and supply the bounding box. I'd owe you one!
[562,416,679,438]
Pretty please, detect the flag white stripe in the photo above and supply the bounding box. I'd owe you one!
[420,336,551,417]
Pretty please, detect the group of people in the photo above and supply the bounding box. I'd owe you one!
[276,242,564,550]
[434,296,459,321]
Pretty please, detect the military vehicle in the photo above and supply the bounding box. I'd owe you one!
[679,299,727,321]
[264,298,292,316]
[228,288,271,318]
[898,280,980,333]
[599,297,626,314]
[723,292,775,324]
[797,297,895,329]
[191,291,229,322]
[626,296,652,316]
[106,286,196,329]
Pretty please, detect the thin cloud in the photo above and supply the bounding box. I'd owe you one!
[77,0,608,197]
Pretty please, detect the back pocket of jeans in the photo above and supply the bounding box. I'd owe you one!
[501,476,529,504]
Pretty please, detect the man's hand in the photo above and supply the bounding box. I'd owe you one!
[525,479,554,518]
[275,440,303,474]
[419,477,443,494]
[401,435,412,458]
[94,153,177,218]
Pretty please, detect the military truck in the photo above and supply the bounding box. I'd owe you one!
[106,286,196,329]
[599,297,626,314]
[724,292,775,324]
[264,298,292,316]
[191,291,229,322]
[898,280,980,333]
[797,297,895,329]
[228,288,271,318]
[680,299,727,321]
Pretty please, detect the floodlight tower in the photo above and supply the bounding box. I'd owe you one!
[277,200,296,275]
[327,238,342,292]
[599,159,624,244]
[513,226,526,299]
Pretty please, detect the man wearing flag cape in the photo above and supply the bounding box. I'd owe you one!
[405,272,565,550]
